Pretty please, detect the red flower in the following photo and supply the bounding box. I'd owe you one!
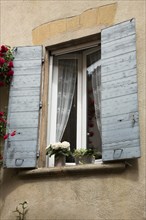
[3,133,9,140]
[89,131,94,137]
[10,130,16,136]
[0,57,5,66]
[0,52,4,57]
[1,45,8,53]
[89,123,94,127]
[0,82,5,87]
[7,70,14,76]
[8,61,14,68]
[0,117,7,123]
[0,112,4,117]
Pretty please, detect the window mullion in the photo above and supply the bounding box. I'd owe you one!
[76,55,82,149]
[82,53,87,149]
[47,56,58,167]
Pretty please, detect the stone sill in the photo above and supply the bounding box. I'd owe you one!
[18,162,126,178]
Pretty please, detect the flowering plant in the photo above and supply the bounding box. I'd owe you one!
[0,45,14,87]
[0,111,16,140]
[46,141,71,158]
[73,148,95,157]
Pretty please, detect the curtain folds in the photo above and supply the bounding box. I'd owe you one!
[56,59,77,141]
[91,65,101,133]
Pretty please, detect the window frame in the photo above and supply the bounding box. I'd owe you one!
[46,42,101,166]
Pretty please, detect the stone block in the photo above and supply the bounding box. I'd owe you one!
[80,9,97,28]
[98,3,117,25]
[49,19,66,37]
[67,16,80,31]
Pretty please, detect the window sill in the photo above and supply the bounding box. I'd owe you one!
[18,162,126,178]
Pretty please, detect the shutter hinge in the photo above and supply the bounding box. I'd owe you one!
[42,57,44,63]
[39,101,43,109]
[36,150,40,158]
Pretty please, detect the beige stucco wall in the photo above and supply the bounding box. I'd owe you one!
[0,0,146,219]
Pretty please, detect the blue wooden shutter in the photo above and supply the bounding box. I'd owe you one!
[101,19,141,161]
[4,46,42,168]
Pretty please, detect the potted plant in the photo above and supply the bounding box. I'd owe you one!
[73,148,96,165]
[46,141,71,167]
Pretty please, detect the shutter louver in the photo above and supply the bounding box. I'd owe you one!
[101,19,141,161]
[4,46,42,168]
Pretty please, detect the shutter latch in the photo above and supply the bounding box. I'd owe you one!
[39,101,43,109]
[36,150,40,158]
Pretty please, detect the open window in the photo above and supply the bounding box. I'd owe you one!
[47,47,102,164]
[3,18,141,168]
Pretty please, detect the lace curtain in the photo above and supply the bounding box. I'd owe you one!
[87,60,101,133]
[56,59,77,141]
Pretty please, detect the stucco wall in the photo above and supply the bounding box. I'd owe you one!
[0,1,146,219]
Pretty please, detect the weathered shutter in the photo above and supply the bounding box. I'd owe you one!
[4,46,42,168]
[101,18,141,161]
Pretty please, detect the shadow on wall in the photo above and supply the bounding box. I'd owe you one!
[0,159,140,203]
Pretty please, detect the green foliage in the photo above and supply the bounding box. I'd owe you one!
[73,148,94,157]
[46,141,71,159]
[73,148,102,159]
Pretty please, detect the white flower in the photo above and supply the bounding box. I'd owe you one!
[46,145,50,150]
[61,141,70,149]
[51,142,61,150]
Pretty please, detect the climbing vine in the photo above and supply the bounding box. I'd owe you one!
[0,45,15,166]
[0,45,14,87]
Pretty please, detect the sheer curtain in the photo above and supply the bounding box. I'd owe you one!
[87,60,101,133]
[56,59,77,141]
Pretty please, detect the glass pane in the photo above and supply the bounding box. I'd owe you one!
[87,51,102,157]
[58,59,78,162]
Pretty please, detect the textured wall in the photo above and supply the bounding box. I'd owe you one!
[0,0,146,219]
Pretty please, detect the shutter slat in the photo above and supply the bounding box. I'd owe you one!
[102,34,136,59]
[102,119,139,131]
[14,60,42,69]
[102,19,135,43]
[102,83,137,100]
[102,112,139,125]
[102,126,139,144]
[4,46,42,168]
[11,75,41,89]
[10,89,40,97]
[102,51,136,75]
[9,96,40,112]
[14,46,42,60]
[103,139,139,150]
[101,19,140,161]
[8,128,38,141]
[9,112,39,128]
[102,68,136,83]
[102,93,138,117]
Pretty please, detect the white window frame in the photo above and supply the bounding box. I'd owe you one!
[47,46,101,166]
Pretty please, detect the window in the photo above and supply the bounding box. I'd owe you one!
[47,47,102,163]
[4,18,141,168]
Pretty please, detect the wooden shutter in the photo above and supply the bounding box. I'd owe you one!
[101,18,141,161]
[4,46,42,168]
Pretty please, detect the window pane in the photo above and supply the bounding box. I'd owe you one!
[87,51,102,154]
[57,59,78,162]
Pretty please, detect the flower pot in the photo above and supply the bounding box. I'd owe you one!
[75,155,95,165]
[54,155,66,167]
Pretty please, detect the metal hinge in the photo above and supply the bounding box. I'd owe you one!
[36,151,40,158]
[39,101,42,109]
[42,57,44,63]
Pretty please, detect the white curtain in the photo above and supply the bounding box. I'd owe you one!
[92,65,101,133]
[56,59,77,141]
[87,60,101,133]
